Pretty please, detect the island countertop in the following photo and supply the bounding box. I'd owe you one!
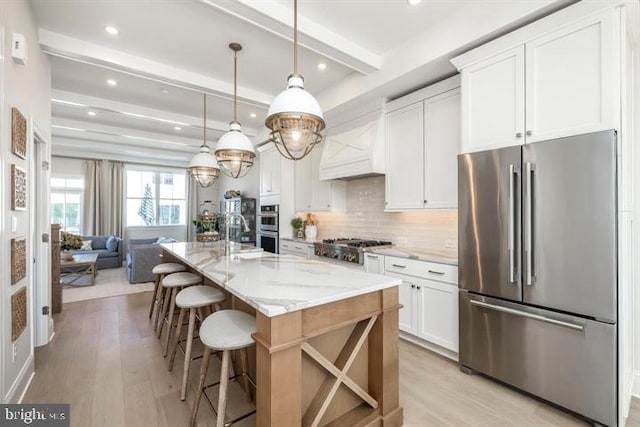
[161,241,401,318]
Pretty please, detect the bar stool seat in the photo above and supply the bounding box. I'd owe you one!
[191,310,256,427]
[157,272,202,356]
[169,285,226,401]
[149,263,186,326]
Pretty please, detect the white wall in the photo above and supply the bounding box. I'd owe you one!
[51,156,84,177]
[0,0,52,403]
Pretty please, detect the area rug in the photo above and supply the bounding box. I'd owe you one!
[63,266,154,303]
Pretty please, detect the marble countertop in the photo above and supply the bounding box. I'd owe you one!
[279,237,319,244]
[161,241,401,318]
[363,246,458,266]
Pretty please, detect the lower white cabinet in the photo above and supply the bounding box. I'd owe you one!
[363,253,384,274]
[383,255,458,358]
[279,240,313,257]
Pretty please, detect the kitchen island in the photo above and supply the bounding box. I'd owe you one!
[161,241,403,427]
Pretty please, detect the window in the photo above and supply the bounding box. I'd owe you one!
[125,169,186,227]
[51,177,83,234]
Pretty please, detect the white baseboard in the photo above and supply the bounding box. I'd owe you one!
[399,332,459,362]
[3,354,34,403]
[633,371,640,398]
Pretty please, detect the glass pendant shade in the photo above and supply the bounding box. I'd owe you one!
[188,144,220,188]
[266,75,325,160]
[215,121,256,178]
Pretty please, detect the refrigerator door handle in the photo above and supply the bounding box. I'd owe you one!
[524,162,536,286]
[469,299,584,332]
[508,164,520,283]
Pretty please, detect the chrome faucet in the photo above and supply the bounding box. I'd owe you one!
[224,212,250,255]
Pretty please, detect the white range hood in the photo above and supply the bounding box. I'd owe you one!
[319,109,385,181]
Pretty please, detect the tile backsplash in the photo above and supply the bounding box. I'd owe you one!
[300,176,458,257]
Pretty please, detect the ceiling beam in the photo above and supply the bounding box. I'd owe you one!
[51,89,260,136]
[39,29,273,108]
[199,0,380,74]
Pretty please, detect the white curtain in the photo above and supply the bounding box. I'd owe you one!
[107,161,124,238]
[187,178,198,242]
[82,160,102,235]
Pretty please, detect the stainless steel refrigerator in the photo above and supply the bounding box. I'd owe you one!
[458,130,617,426]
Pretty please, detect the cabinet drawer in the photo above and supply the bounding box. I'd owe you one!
[279,241,311,257]
[384,256,457,284]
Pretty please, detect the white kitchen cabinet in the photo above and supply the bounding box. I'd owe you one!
[386,271,419,336]
[259,146,281,197]
[384,255,459,358]
[279,240,313,257]
[385,76,460,211]
[460,46,525,153]
[363,253,384,274]
[294,146,346,212]
[454,7,619,153]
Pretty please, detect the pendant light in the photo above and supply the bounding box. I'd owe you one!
[188,93,220,188]
[215,43,256,178]
[265,0,325,161]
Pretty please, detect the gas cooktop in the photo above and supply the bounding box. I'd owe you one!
[314,238,393,264]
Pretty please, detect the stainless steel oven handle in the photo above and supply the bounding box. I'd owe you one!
[470,299,584,331]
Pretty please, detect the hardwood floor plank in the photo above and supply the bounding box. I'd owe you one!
[23,291,638,427]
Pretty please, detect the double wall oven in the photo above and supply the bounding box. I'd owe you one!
[257,204,279,253]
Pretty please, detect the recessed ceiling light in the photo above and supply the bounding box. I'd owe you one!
[107,79,117,87]
[250,113,257,118]
[407,0,421,5]
[173,126,182,131]
[317,63,327,71]
[87,111,97,117]
[160,88,169,94]
[104,26,119,35]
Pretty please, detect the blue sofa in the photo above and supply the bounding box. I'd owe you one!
[126,237,176,284]
[71,234,123,269]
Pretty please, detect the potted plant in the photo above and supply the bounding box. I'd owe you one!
[304,213,318,241]
[290,216,304,239]
[60,231,82,260]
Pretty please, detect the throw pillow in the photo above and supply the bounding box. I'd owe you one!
[156,236,177,244]
[80,240,93,251]
[106,235,118,252]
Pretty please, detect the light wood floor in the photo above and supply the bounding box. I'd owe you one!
[24,292,640,427]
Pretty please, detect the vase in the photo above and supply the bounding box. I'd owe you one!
[305,225,317,241]
[61,250,74,261]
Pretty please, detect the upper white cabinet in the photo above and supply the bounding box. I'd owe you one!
[453,6,619,153]
[294,147,346,212]
[385,76,460,211]
[259,146,281,197]
[461,46,525,152]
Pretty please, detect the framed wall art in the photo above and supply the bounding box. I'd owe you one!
[11,107,27,159]
[11,237,27,285]
[11,287,27,342]
[11,164,27,211]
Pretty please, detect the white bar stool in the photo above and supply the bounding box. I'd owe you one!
[190,310,256,427]
[150,263,186,329]
[156,271,201,356]
[168,285,226,401]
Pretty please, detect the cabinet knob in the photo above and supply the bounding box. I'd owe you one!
[526,130,532,136]
[385,202,388,205]
[327,204,331,208]
[423,200,427,204]
[417,286,421,290]
[516,132,522,138]
[411,284,416,289]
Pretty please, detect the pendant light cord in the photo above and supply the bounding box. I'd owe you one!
[203,93,207,147]
[233,48,238,122]
[293,0,298,74]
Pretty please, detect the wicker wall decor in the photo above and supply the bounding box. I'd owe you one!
[11,237,27,285]
[11,164,27,211]
[11,107,27,159]
[11,287,27,341]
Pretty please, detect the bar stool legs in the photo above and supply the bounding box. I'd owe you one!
[163,287,179,357]
[191,348,212,427]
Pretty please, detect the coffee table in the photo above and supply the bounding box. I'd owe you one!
[61,253,99,286]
